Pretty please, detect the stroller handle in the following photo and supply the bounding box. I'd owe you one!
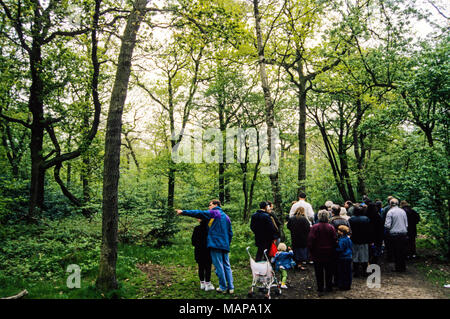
[246,246,252,258]
[263,249,271,263]
[247,246,272,263]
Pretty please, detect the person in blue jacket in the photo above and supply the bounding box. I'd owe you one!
[273,243,295,289]
[336,225,353,291]
[176,199,234,294]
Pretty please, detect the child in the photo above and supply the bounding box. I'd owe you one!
[273,243,295,289]
[191,219,215,291]
[336,225,353,290]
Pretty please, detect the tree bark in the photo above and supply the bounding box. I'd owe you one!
[297,79,307,196]
[97,0,148,292]
[253,0,284,239]
[27,10,46,220]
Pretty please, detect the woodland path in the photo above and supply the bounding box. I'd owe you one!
[273,254,450,299]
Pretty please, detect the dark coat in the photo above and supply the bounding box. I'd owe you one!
[403,206,421,237]
[366,211,384,246]
[307,222,337,263]
[348,215,371,244]
[268,212,282,239]
[191,222,211,264]
[330,216,351,232]
[250,210,278,248]
[287,216,310,248]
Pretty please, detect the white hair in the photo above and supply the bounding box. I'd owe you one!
[390,198,399,206]
[318,210,330,222]
[325,201,334,209]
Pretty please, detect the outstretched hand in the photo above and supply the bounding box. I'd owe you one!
[176,209,183,215]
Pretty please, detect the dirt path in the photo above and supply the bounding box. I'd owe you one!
[269,256,450,299]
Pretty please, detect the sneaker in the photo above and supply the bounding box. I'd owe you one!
[204,282,215,291]
[216,287,227,293]
[228,289,234,294]
[281,283,288,289]
[309,261,314,264]
[200,281,205,290]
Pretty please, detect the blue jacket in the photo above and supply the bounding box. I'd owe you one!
[273,251,295,271]
[336,236,352,260]
[182,206,233,252]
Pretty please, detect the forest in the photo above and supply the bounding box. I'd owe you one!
[0,0,448,299]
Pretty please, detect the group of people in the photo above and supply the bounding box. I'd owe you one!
[176,192,420,297]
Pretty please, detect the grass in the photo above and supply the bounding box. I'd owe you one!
[0,213,259,299]
[415,238,450,290]
[2,213,447,299]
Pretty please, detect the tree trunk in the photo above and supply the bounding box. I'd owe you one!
[353,99,367,199]
[28,39,45,220]
[425,128,434,148]
[82,109,91,203]
[219,162,226,204]
[240,159,249,221]
[97,0,147,292]
[167,163,175,210]
[297,84,307,196]
[253,0,284,240]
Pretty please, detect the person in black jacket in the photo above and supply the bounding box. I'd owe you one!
[348,205,371,277]
[267,200,282,245]
[191,219,214,291]
[400,200,421,258]
[250,201,279,261]
[287,206,311,270]
[366,203,384,264]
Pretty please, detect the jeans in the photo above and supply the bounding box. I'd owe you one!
[210,248,234,290]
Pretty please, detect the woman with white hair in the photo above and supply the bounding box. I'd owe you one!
[307,210,337,296]
[340,207,350,221]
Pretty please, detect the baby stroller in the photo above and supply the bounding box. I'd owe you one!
[246,246,282,299]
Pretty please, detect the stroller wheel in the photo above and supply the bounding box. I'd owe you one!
[264,293,271,299]
[275,288,282,296]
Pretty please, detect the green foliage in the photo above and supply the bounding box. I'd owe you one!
[0,176,29,223]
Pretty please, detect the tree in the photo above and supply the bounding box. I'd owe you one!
[97,0,148,292]
[0,0,102,220]
[398,37,449,147]
[252,0,284,236]
[257,0,348,196]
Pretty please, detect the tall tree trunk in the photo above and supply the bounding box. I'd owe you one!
[82,108,91,203]
[28,37,45,221]
[219,162,226,204]
[218,112,227,204]
[240,156,249,221]
[167,159,175,211]
[297,82,307,196]
[97,0,147,292]
[253,0,284,240]
[353,99,367,198]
